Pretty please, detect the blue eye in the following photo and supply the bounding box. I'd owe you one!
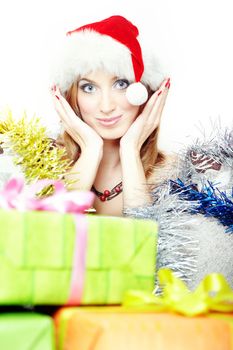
[114,79,129,90]
[80,83,96,93]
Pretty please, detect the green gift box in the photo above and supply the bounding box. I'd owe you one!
[0,209,157,305]
[0,313,55,349]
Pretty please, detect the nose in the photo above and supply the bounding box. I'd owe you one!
[99,89,115,115]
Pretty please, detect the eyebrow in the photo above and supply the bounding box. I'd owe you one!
[78,76,119,85]
[78,78,96,84]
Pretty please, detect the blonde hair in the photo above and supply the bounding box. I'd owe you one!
[58,81,166,178]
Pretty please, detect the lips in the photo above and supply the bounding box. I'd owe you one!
[96,115,122,126]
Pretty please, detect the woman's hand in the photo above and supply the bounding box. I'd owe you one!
[120,78,170,152]
[51,86,103,152]
[51,86,103,191]
[119,78,170,207]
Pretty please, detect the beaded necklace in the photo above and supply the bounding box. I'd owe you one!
[91,181,123,201]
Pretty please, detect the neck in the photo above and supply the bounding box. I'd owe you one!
[100,139,121,169]
[93,139,122,193]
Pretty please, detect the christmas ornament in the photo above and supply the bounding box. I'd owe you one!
[0,110,72,190]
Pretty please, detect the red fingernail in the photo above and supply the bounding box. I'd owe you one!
[165,78,170,88]
[158,90,162,96]
[51,85,57,92]
[55,95,60,100]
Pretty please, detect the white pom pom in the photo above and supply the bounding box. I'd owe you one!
[125,82,148,106]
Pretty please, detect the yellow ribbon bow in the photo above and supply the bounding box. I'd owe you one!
[123,269,233,316]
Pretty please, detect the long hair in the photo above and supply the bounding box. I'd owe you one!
[58,81,166,178]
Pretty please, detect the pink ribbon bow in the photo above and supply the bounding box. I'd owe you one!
[0,177,94,213]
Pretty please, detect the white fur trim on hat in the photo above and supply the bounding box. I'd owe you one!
[50,29,165,95]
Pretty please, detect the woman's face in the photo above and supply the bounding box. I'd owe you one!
[76,70,140,140]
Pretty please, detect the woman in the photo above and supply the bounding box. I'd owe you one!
[51,15,170,216]
[51,15,233,290]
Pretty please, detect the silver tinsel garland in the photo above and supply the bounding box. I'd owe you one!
[124,186,200,287]
[123,125,233,290]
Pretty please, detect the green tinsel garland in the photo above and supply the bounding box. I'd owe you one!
[0,110,72,187]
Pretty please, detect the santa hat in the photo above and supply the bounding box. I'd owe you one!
[51,15,165,106]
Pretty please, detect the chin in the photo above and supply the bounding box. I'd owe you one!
[96,127,128,140]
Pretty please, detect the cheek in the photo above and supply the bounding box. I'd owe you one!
[117,96,140,116]
[77,95,97,116]
[124,103,140,120]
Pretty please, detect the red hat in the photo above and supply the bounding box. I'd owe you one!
[51,15,164,105]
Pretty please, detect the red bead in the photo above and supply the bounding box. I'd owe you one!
[115,186,121,193]
[100,195,106,201]
[103,190,111,197]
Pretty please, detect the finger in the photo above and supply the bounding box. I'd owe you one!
[147,78,170,124]
[50,85,66,113]
[139,89,160,118]
[155,79,170,118]
[51,88,82,141]
[51,86,82,126]
[139,77,170,119]
[51,86,72,116]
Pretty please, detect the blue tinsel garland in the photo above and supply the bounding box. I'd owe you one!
[170,179,233,233]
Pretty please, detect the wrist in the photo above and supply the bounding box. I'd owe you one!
[119,143,140,159]
[81,146,103,163]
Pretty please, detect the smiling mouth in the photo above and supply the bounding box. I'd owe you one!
[97,116,122,126]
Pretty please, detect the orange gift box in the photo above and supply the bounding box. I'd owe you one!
[54,307,233,350]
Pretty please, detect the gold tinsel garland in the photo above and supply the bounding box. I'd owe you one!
[0,110,72,189]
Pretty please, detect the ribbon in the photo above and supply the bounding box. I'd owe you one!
[0,177,94,213]
[66,214,88,305]
[123,269,233,316]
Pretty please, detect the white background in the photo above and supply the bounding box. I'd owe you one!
[0,0,232,152]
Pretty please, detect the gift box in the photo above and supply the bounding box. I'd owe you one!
[0,209,157,305]
[0,312,55,349]
[54,306,233,350]
[54,270,233,349]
